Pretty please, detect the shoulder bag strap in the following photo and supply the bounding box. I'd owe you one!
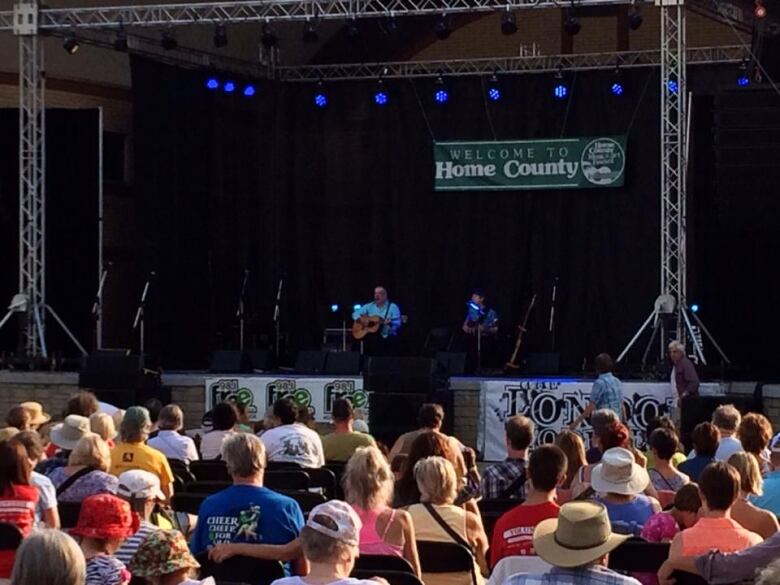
[422,503,479,585]
[499,468,527,499]
[56,465,96,496]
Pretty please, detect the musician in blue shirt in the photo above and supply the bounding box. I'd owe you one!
[352,286,402,339]
[463,289,499,336]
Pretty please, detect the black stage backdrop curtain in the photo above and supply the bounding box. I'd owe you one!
[0,109,99,356]
[132,58,666,370]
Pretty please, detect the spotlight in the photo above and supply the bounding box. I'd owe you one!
[374,79,388,106]
[628,5,643,30]
[667,78,679,94]
[161,29,177,50]
[63,31,79,54]
[261,23,278,49]
[314,81,328,107]
[303,19,319,44]
[611,82,624,96]
[754,0,767,19]
[243,85,256,97]
[353,304,362,311]
[737,60,750,87]
[113,25,128,52]
[564,15,581,36]
[223,81,236,93]
[330,304,339,313]
[346,17,361,40]
[434,75,449,104]
[501,11,518,35]
[206,77,220,90]
[434,14,451,40]
[690,304,699,313]
[487,73,501,102]
[553,71,568,99]
[611,67,624,96]
[213,23,228,48]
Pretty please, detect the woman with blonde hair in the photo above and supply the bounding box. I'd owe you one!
[90,413,116,447]
[728,451,779,538]
[407,457,487,585]
[554,430,586,502]
[343,446,420,576]
[49,434,119,502]
[10,529,86,585]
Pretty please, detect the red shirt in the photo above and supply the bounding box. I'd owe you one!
[490,501,560,568]
[0,484,38,578]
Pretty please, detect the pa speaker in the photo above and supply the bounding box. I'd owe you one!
[368,392,429,447]
[80,351,146,390]
[436,352,467,376]
[325,351,361,375]
[680,394,762,451]
[295,350,328,374]
[209,351,252,373]
[246,350,273,371]
[365,357,438,394]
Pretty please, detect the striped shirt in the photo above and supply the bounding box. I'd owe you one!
[115,520,157,566]
[85,554,130,585]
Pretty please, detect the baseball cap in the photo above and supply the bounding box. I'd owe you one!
[306,500,362,546]
[117,469,165,501]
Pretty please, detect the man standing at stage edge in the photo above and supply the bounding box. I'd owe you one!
[587,353,624,420]
[669,340,700,423]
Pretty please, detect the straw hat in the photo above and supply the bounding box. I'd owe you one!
[590,447,650,496]
[50,415,91,450]
[533,501,630,568]
[20,402,51,426]
[0,427,20,442]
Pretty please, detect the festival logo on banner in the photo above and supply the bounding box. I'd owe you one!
[323,379,370,418]
[208,378,259,420]
[266,379,314,417]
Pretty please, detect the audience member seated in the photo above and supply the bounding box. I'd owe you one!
[90,412,117,448]
[480,415,533,501]
[490,444,567,568]
[388,404,466,469]
[145,398,164,437]
[37,414,92,476]
[129,528,213,585]
[554,431,586,501]
[677,423,719,483]
[644,417,687,471]
[342,446,420,576]
[504,501,641,585]
[648,429,689,492]
[751,438,780,516]
[668,461,762,560]
[5,406,32,432]
[199,402,238,461]
[582,409,619,465]
[727,451,779,539]
[69,390,101,418]
[234,397,255,433]
[592,447,660,535]
[641,483,701,543]
[110,407,175,500]
[190,433,306,574]
[407,456,488,585]
[322,399,376,463]
[50,433,119,501]
[9,529,86,585]
[738,413,773,475]
[572,422,637,498]
[0,439,38,580]
[270,500,387,585]
[70,493,138,585]
[115,470,167,565]
[10,431,60,528]
[148,404,199,464]
[259,398,325,469]
[711,404,743,461]
[18,401,50,431]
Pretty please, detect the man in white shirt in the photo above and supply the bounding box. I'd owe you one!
[259,397,325,468]
[148,404,199,463]
[687,404,743,462]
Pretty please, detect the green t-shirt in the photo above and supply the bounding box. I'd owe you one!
[321,431,376,462]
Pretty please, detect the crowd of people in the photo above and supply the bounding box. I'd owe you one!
[1,375,780,585]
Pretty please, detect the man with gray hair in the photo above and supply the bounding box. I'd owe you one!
[668,340,700,399]
[148,404,199,464]
[190,433,305,574]
[109,405,175,499]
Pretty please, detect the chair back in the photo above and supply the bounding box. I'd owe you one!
[267,461,304,471]
[58,501,82,529]
[281,490,328,514]
[184,480,232,494]
[196,552,285,585]
[417,540,477,585]
[354,554,415,574]
[171,492,207,515]
[0,523,23,551]
[305,467,337,499]
[607,538,670,573]
[478,498,519,542]
[352,569,424,585]
[190,460,231,482]
[671,571,709,585]
[487,555,552,585]
[324,462,346,499]
[264,470,310,492]
[168,458,196,482]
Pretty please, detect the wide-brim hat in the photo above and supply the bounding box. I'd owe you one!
[50,415,91,451]
[20,401,51,426]
[533,501,630,567]
[590,447,649,496]
[128,529,200,577]
[69,493,140,541]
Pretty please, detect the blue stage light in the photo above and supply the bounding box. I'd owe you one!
[554,84,568,99]
[206,78,220,90]
[667,79,678,94]
[223,81,236,93]
[353,304,361,311]
[243,85,256,97]
[314,92,328,107]
[690,304,699,313]
[374,91,388,105]
[611,82,624,96]
[488,87,501,101]
[330,304,339,313]
[435,89,449,104]
[737,75,750,87]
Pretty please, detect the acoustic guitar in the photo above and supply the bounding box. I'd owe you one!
[505,294,537,369]
[352,316,386,340]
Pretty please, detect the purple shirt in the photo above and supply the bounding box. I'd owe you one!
[48,467,119,502]
[693,531,780,584]
[673,357,700,397]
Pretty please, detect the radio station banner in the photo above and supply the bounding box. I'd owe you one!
[206,376,368,423]
[478,379,723,461]
[434,136,626,191]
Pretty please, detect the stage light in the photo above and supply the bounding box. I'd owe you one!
[374,79,389,106]
[206,78,220,90]
[63,30,79,54]
[487,73,501,102]
[346,17,361,40]
[243,85,256,97]
[611,67,624,96]
[434,75,449,104]
[223,81,236,93]
[501,11,518,35]
[161,29,177,50]
[113,25,128,52]
[690,304,699,313]
[213,23,228,48]
[754,0,767,19]
[553,71,568,99]
[434,14,451,40]
[667,78,679,94]
[330,304,339,313]
[261,23,278,49]
[303,19,319,44]
[314,82,328,107]
[353,304,362,311]
[564,15,581,36]
[737,60,750,87]
[628,5,643,30]
[611,82,624,95]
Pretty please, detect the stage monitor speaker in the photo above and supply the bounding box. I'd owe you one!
[524,352,560,375]
[436,352,467,376]
[368,392,429,448]
[680,393,762,451]
[365,357,438,394]
[80,351,146,390]
[247,350,272,371]
[295,350,328,374]
[209,351,252,373]
[325,351,361,375]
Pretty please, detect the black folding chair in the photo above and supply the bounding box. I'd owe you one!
[324,462,346,499]
[171,492,207,515]
[281,490,328,514]
[305,467,337,499]
[264,470,310,492]
[196,552,285,585]
[477,499,520,543]
[58,501,82,529]
[184,481,232,495]
[0,523,23,551]
[608,538,670,573]
[267,460,304,471]
[354,554,415,574]
[417,541,478,585]
[671,571,709,585]
[352,569,424,585]
[190,460,231,481]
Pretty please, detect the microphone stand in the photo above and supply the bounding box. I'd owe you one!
[236,270,249,352]
[273,277,283,358]
[549,277,559,352]
[133,273,154,357]
[91,263,111,351]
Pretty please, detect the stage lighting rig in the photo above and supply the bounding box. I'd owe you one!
[434,74,449,104]
[303,19,320,43]
[261,23,278,49]
[501,10,518,35]
[213,23,228,48]
[754,0,767,19]
[487,72,501,101]
[314,80,328,107]
[564,14,581,35]
[611,67,624,95]
[434,14,452,40]
[374,78,389,106]
[628,5,643,30]
[63,30,79,54]
[553,70,568,99]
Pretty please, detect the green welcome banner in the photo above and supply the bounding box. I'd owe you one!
[433,136,626,191]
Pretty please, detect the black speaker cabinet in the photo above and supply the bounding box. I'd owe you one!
[365,357,438,394]
[295,350,328,374]
[209,350,252,373]
[325,351,361,375]
[368,392,429,448]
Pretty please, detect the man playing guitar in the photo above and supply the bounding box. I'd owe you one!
[352,286,402,347]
